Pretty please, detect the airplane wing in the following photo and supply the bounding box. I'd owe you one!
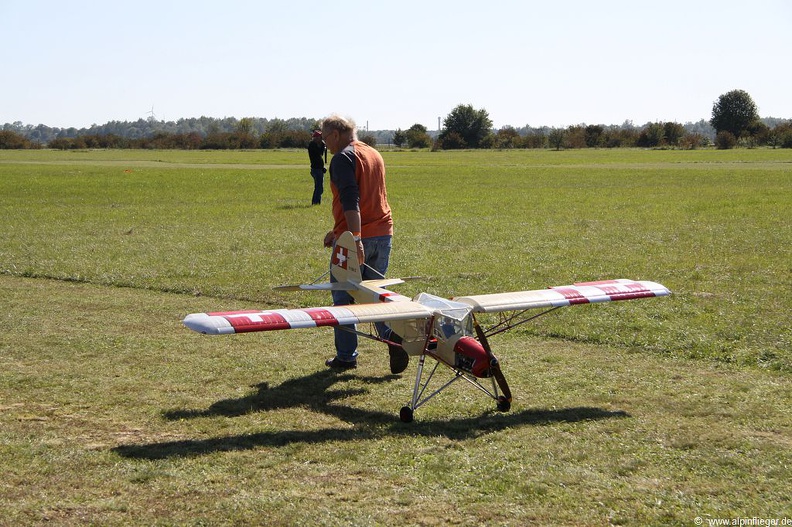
[183,301,433,335]
[453,279,670,313]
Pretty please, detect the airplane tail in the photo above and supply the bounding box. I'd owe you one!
[330,231,362,285]
[275,231,405,297]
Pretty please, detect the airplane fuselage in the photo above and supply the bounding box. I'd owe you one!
[350,282,493,379]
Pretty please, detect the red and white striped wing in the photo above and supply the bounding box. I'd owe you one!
[183,301,432,335]
[454,279,670,313]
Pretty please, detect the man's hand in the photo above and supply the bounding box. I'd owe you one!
[355,239,365,264]
[325,228,364,264]
[323,230,335,248]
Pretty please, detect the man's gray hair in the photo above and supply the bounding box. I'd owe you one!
[321,114,357,138]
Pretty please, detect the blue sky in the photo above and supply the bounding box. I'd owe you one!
[2,0,790,130]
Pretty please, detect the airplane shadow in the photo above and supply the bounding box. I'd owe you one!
[113,369,629,460]
[161,369,400,423]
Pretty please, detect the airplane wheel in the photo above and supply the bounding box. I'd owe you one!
[496,396,511,412]
[399,406,414,423]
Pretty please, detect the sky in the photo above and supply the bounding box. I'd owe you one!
[2,0,790,131]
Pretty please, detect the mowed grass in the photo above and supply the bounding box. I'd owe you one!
[2,148,790,368]
[0,148,790,525]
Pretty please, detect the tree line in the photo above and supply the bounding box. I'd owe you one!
[0,116,321,150]
[2,90,790,150]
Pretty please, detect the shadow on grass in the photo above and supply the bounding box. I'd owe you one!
[113,370,628,460]
[160,370,396,421]
[276,203,313,210]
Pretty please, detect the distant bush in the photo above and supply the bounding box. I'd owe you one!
[0,130,39,149]
[149,132,203,150]
[679,133,708,150]
[259,130,311,149]
[492,127,521,149]
[564,126,587,149]
[438,131,466,150]
[358,132,378,147]
[82,134,129,148]
[603,127,637,148]
[49,137,74,150]
[201,132,236,150]
[715,131,737,150]
[767,121,792,148]
[523,133,547,149]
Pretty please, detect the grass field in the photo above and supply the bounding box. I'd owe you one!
[0,148,790,525]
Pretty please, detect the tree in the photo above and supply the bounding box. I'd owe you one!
[235,117,258,148]
[404,124,431,148]
[662,122,685,146]
[439,104,493,149]
[236,117,255,136]
[265,118,288,134]
[637,122,666,148]
[710,89,759,139]
[493,126,521,149]
[584,125,604,148]
[392,129,406,148]
[564,125,587,149]
[548,128,565,150]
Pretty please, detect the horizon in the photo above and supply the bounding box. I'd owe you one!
[13,114,790,134]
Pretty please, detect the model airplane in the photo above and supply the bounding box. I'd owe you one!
[183,231,670,422]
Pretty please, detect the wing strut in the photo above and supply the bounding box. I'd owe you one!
[482,306,562,338]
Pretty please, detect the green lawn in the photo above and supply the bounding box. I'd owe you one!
[0,148,790,525]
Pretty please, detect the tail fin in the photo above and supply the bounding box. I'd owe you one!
[330,231,362,284]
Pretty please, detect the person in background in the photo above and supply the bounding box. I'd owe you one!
[320,114,409,374]
[307,130,326,205]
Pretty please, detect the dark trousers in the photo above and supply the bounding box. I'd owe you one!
[310,168,324,205]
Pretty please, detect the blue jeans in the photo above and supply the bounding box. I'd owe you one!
[310,168,324,205]
[331,235,392,362]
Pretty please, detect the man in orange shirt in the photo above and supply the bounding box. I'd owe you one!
[320,114,408,374]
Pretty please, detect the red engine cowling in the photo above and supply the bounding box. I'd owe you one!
[453,336,492,378]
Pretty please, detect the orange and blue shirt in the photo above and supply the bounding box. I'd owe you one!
[329,140,393,239]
